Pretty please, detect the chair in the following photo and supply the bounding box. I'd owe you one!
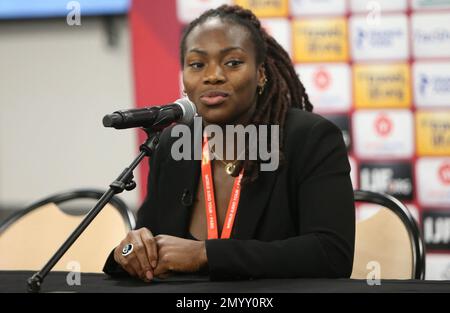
[0,189,135,273]
[351,190,425,280]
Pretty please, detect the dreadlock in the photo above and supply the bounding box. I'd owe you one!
[180,5,313,183]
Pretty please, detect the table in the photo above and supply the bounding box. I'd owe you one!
[1,271,450,293]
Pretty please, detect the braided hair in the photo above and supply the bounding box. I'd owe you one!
[180,5,313,183]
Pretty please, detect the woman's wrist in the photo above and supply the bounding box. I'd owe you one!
[197,241,208,270]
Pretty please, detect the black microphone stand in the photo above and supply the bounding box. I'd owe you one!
[26,129,160,293]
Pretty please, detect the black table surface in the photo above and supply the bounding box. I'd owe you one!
[1,271,450,293]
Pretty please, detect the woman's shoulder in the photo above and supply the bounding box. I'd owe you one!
[284,108,340,138]
[282,109,348,178]
[282,108,345,164]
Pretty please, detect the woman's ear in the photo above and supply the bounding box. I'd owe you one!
[257,64,266,88]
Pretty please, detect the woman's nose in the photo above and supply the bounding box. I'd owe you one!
[203,64,225,84]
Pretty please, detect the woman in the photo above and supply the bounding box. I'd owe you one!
[103,5,355,281]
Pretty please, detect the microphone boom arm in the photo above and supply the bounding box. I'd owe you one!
[26,128,161,293]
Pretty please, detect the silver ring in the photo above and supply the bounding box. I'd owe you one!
[121,243,133,257]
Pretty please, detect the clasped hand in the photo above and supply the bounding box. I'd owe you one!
[113,228,207,282]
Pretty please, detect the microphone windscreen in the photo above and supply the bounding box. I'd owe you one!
[102,114,122,127]
[175,98,197,125]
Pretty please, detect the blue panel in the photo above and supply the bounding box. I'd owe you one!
[0,0,130,19]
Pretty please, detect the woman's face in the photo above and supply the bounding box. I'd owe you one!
[182,18,265,125]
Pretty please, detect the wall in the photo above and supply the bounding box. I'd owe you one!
[0,16,140,210]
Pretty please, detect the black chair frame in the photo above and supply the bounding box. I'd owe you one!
[0,189,136,235]
[354,189,426,280]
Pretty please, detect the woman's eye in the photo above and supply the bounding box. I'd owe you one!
[189,62,204,69]
[225,60,243,67]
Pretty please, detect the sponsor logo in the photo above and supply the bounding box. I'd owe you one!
[439,163,450,184]
[417,158,450,207]
[293,18,348,62]
[351,15,408,60]
[412,13,450,58]
[354,110,413,158]
[423,211,450,251]
[359,162,413,200]
[374,114,393,137]
[415,28,450,44]
[416,111,450,156]
[295,63,351,112]
[313,68,331,90]
[356,27,404,50]
[354,64,410,108]
[418,73,450,96]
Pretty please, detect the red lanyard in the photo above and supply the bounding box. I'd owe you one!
[201,135,243,239]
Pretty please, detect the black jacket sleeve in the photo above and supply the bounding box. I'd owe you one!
[204,118,355,280]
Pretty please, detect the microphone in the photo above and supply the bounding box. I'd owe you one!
[102,98,196,130]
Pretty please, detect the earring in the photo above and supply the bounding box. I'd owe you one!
[258,77,268,95]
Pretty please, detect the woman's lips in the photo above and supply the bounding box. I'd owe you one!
[200,91,229,106]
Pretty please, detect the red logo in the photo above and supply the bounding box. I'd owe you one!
[313,68,331,90]
[374,114,393,137]
[438,163,450,184]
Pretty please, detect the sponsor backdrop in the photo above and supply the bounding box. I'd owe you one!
[131,0,450,279]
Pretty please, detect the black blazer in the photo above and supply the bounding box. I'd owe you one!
[104,108,355,280]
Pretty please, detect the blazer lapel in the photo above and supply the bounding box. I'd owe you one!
[233,168,279,239]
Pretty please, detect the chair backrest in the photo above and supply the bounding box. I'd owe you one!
[351,190,425,280]
[0,189,135,273]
